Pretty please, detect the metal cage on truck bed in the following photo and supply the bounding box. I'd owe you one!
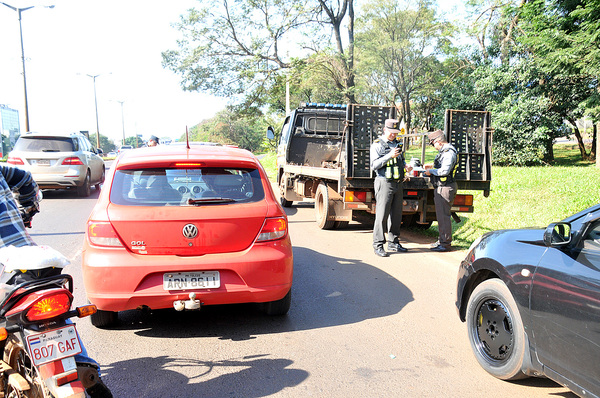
[345,104,397,179]
[445,110,493,192]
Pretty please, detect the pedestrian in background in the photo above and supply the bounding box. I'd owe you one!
[424,129,458,252]
[148,135,160,147]
[370,119,412,257]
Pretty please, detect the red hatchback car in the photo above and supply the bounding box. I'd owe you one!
[82,144,293,327]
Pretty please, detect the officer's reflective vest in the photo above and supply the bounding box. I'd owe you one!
[432,146,458,186]
[385,158,401,180]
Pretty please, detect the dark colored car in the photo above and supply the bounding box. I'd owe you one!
[456,204,600,398]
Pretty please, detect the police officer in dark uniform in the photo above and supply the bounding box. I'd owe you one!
[370,119,413,257]
[424,129,458,252]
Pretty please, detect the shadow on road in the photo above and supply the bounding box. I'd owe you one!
[104,354,308,397]
[98,245,412,396]
[104,246,413,341]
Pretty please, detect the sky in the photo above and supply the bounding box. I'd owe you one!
[0,1,465,146]
[0,0,227,145]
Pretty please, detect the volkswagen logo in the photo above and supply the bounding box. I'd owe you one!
[182,224,198,239]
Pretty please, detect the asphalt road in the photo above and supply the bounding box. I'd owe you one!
[26,187,575,398]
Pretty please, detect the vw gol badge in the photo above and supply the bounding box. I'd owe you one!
[182,224,198,239]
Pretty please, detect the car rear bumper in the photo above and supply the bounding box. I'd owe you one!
[82,239,293,311]
[33,172,85,188]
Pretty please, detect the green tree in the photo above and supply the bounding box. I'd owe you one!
[187,107,266,152]
[162,1,316,109]
[355,0,451,133]
[89,134,116,153]
[162,1,358,112]
[518,0,598,161]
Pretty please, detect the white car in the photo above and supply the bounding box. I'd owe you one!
[7,132,105,197]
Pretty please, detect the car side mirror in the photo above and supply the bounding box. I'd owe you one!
[266,126,275,140]
[96,148,103,155]
[543,222,572,247]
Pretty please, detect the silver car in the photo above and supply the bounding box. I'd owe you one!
[7,132,105,197]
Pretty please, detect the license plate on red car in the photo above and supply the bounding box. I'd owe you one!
[26,325,82,366]
[163,271,220,290]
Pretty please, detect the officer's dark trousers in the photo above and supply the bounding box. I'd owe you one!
[434,182,457,248]
[373,177,403,249]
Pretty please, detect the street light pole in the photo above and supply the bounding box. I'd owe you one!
[87,74,101,149]
[1,2,54,132]
[116,100,125,146]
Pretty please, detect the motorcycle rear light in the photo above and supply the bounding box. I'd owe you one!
[77,304,98,318]
[26,292,72,322]
[87,221,123,247]
[7,157,24,165]
[257,217,287,242]
[61,157,84,166]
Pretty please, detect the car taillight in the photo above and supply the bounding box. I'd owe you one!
[7,157,24,165]
[62,157,84,166]
[257,217,287,242]
[87,221,123,247]
[26,291,72,321]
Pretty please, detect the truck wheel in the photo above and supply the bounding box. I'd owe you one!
[402,214,417,227]
[414,221,432,229]
[315,183,336,229]
[279,178,293,207]
[334,221,349,229]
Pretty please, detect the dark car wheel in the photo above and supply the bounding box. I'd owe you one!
[95,167,105,191]
[77,172,91,197]
[466,279,528,380]
[260,289,291,316]
[91,309,118,328]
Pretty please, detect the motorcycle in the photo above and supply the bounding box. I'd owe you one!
[0,245,100,398]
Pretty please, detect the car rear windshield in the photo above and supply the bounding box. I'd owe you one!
[14,137,76,152]
[109,167,266,206]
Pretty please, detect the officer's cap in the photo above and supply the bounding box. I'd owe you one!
[428,129,445,144]
[384,119,401,134]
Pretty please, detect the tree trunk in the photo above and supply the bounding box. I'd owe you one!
[545,137,554,163]
[345,0,355,104]
[568,117,590,160]
[594,122,599,167]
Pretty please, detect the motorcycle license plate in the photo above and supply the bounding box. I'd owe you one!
[26,325,82,366]
[163,271,220,290]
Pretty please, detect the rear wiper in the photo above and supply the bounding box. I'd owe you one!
[41,149,59,152]
[187,197,235,205]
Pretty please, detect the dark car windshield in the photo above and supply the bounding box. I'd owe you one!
[14,136,76,152]
[110,167,265,206]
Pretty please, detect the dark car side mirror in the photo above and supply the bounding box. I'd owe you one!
[266,126,275,140]
[543,222,572,247]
